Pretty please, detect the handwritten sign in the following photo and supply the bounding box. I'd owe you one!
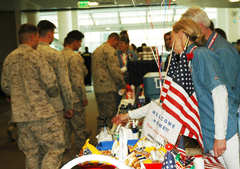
[141,100,182,145]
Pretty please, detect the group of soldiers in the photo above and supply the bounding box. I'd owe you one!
[1,20,89,168]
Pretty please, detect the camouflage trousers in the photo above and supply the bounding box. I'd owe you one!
[17,115,65,169]
[64,102,86,150]
[56,110,65,132]
[95,92,117,134]
[39,110,65,165]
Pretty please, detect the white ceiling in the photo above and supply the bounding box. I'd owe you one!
[0,0,240,11]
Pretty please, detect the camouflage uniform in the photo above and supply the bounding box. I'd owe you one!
[91,42,126,133]
[78,51,88,78]
[37,41,73,131]
[1,44,65,169]
[61,47,87,149]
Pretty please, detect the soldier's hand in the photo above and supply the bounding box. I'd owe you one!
[64,109,73,119]
[82,99,88,107]
[6,97,11,103]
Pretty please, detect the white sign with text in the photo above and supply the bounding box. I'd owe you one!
[142,100,182,145]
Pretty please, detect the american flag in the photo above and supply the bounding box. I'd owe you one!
[161,49,204,150]
[160,50,178,102]
[177,135,186,165]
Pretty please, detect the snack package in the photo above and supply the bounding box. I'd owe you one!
[79,139,101,164]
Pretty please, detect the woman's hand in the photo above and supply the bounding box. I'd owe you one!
[111,113,129,125]
[213,138,226,157]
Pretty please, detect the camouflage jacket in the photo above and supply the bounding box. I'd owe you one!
[1,44,58,122]
[37,42,73,111]
[91,42,126,93]
[61,47,87,103]
[78,51,88,77]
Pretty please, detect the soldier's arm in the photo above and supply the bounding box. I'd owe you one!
[79,54,88,77]
[56,53,73,110]
[107,50,126,89]
[69,55,87,101]
[38,52,59,98]
[1,58,10,96]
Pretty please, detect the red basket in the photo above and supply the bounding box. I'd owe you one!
[144,163,163,169]
[78,164,116,169]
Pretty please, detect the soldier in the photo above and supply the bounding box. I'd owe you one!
[91,33,126,134]
[1,23,65,168]
[61,30,88,161]
[37,20,73,128]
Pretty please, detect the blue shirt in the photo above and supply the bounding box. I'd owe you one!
[117,50,138,84]
[206,32,240,107]
[187,43,238,152]
[117,50,138,68]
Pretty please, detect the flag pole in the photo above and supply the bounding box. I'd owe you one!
[184,37,190,50]
[158,39,175,104]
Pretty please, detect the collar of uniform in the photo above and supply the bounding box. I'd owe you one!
[18,44,33,49]
[38,41,49,46]
[64,47,73,51]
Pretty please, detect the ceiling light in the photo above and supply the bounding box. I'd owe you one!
[89,2,99,6]
[229,0,240,2]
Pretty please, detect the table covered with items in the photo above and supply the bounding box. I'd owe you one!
[61,100,225,169]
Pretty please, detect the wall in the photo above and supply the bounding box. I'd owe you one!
[0,11,18,93]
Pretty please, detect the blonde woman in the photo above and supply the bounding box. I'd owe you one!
[112,19,239,169]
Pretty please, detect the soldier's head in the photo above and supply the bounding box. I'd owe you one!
[64,30,84,51]
[180,7,211,36]
[107,33,119,49]
[37,20,56,44]
[18,23,39,49]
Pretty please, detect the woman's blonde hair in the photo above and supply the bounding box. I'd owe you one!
[173,19,207,47]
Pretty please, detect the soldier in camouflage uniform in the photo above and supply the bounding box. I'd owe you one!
[91,33,126,134]
[37,20,73,130]
[1,23,65,169]
[61,30,88,154]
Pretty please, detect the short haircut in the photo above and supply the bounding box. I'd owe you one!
[18,23,39,44]
[237,39,240,44]
[214,28,227,40]
[120,30,128,36]
[119,35,130,44]
[209,20,214,31]
[108,33,119,41]
[37,20,56,37]
[181,6,211,28]
[64,30,84,45]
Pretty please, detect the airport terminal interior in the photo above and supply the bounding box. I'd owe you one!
[0,0,240,168]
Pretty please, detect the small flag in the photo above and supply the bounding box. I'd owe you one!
[162,151,176,169]
[177,135,186,164]
[163,144,176,169]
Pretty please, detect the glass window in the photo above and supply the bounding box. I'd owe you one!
[35,6,217,53]
[92,12,118,25]
[120,11,146,24]
[78,14,93,26]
